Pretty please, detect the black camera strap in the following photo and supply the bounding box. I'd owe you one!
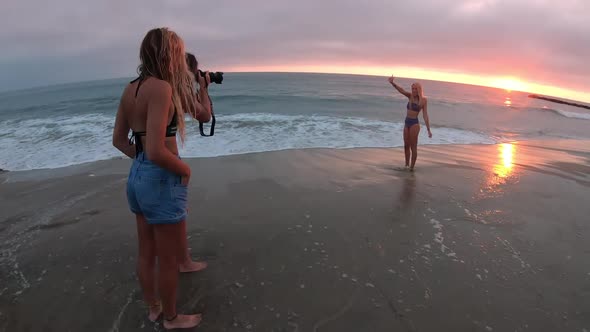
[199,96,215,137]
[199,113,215,136]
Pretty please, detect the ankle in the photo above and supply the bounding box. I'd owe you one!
[148,300,161,309]
[165,314,178,321]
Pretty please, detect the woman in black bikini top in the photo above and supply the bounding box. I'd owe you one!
[112,27,211,330]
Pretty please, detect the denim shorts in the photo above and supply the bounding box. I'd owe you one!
[126,152,187,224]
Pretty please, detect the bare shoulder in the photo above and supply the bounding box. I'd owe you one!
[144,78,172,97]
[119,83,135,108]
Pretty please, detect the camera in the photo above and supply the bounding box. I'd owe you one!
[198,70,224,84]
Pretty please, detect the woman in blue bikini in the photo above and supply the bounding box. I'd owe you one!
[388,76,432,171]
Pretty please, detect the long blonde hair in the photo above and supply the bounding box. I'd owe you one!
[411,82,424,105]
[138,27,195,143]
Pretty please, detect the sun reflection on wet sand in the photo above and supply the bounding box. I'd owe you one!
[480,143,519,197]
[494,143,515,178]
[470,143,520,223]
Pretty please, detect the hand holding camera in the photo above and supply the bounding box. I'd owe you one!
[197,70,211,89]
[197,70,223,85]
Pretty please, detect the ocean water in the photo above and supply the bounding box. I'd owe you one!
[0,72,589,171]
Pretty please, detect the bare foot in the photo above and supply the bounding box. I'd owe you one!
[179,260,208,273]
[163,314,202,330]
[148,302,162,322]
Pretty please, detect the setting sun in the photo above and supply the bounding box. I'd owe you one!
[489,78,529,92]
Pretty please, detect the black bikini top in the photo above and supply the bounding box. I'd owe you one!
[129,76,178,154]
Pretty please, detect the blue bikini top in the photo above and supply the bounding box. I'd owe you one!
[407,101,422,112]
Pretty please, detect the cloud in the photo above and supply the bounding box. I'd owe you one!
[0,0,588,94]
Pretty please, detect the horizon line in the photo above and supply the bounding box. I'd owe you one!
[1,70,589,105]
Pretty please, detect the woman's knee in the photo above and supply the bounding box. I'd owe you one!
[154,223,184,258]
[138,241,156,260]
[137,254,156,267]
[158,254,179,269]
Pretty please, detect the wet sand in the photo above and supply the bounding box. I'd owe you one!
[1,140,590,331]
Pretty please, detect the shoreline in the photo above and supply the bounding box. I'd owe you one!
[3,137,588,177]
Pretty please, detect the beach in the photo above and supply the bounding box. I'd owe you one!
[3,73,590,172]
[1,140,589,331]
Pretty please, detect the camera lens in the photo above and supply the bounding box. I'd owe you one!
[198,70,224,84]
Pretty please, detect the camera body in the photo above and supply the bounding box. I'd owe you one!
[198,70,224,84]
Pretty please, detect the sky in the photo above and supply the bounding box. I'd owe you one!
[1,0,589,102]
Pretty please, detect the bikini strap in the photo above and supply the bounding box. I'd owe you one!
[135,77,145,98]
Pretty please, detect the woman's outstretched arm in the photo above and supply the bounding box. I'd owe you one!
[388,76,411,98]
